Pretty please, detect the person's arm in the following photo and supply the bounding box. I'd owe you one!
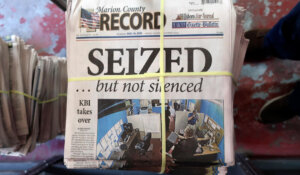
[188,113,195,121]
[177,135,185,139]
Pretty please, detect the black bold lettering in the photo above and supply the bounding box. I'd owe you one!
[139,48,159,74]
[120,13,130,30]
[104,49,125,75]
[88,49,104,75]
[100,14,110,30]
[111,13,119,30]
[130,13,142,30]
[165,48,184,72]
[143,12,153,29]
[126,48,138,75]
[154,12,167,29]
[186,48,212,72]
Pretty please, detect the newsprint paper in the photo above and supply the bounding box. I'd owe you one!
[65,0,243,173]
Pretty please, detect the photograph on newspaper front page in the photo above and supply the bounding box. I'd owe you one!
[96,99,224,168]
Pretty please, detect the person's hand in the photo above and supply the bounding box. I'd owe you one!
[188,114,195,121]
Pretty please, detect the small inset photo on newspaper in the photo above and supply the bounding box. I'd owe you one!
[96,99,224,169]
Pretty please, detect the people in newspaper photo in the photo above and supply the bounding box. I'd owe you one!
[96,99,224,169]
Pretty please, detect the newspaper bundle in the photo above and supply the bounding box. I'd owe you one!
[0,36,67,156]
[64,0,248,174]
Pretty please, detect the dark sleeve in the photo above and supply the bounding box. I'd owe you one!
[166,110,170,117]
[172,140,184,159]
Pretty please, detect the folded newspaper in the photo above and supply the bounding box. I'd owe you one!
[0,36,67,156]
[64,0,248,173]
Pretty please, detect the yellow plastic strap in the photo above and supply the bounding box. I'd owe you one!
[67,0,235,173]
[0,90,67,104]
[0,90,9,94]
[68,0,234,172]
[38,93,67,104]
[10,90,39,101]
[68,72,235,82]
[159,0,166,173]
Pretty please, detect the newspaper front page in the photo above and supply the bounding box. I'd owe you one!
[65,0,236,172]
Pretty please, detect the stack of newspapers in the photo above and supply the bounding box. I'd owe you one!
[0,36,67,156]
[64,0,248,174]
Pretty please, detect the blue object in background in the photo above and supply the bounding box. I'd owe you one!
[264,2,300,60]
[199,100,225,163]
[180,100,186,110]
[152,106,162,113]
[132,99,140,115]
[97,110,128,144]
